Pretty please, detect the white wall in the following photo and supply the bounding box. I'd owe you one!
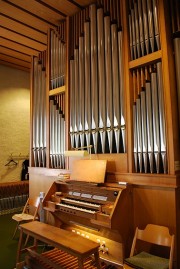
[0,64,30,182]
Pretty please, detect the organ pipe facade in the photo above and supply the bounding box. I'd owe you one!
[30,0,180,176]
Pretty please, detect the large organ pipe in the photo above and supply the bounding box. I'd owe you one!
[136,98,143,172]
[74,48,80,148]
[84,21,92,149]
[79,36,85,149]
[105,15,113,153]
[90,4,99,154]
[133,104,138,172]
[118,31,125,152]
[50,99,54,168]
[50,30,54,89]
[111,23,121,153]
[146,80,155,173]
[32,57,38,167]
[97,7,106,153]
[141,91,148,173]
[151,68,161,173]
[70,60,75,149]
[157,62,167,173]
[41,61,46,167]
[37,59,43,167]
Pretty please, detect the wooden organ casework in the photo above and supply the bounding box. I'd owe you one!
[29,0,180,269]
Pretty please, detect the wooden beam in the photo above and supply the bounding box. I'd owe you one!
[0,37,39,56]
[0,27,47,51]
[4,0,65,26]
[0,46,31,62]
[0,53,31,69]
[0,15,47,44]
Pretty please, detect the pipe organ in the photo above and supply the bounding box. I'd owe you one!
[29,0,180,268]
[69,1,125,154]
[30,0,180,172]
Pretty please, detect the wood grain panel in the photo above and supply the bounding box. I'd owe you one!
[0,60,30,71]
[75,0,96,6]
[5,0,64,25]
[0,15,47,44]
[0,2,55,33]
[0,53,31,69]
[0,38,39,56]
[37,0,81,16]
[0,27,46,51]
[0,46,31,62]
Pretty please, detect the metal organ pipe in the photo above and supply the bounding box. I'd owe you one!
[90,4,99,154]
[97,7,106,153]
[84,21,92,149]
[79,36,85,149]
[111,23,121,153]
[104,15,113,153]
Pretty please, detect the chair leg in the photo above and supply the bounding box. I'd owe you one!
[12,223,19,239]
[24,234,30,246]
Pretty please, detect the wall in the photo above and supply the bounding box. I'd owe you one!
[0,64,30,183]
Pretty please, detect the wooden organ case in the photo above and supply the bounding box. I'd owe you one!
[43,160,133,268]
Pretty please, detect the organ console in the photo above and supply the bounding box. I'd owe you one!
[42,160,133,268]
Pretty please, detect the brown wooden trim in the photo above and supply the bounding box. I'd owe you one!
[49,86,65,96]
[158,0,180,174]
[129,50,162,69]
[121,0,133,173]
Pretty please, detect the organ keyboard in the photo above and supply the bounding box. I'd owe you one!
[43,180,133,268]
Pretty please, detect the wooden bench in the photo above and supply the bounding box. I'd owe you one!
[16,221,102,269]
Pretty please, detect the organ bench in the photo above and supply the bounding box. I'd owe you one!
[16,221,102,269]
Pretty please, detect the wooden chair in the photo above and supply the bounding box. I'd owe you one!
[124,224,174,269]
[12,196,40,241]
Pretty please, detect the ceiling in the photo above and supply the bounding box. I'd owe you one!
[0,0,96,72]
